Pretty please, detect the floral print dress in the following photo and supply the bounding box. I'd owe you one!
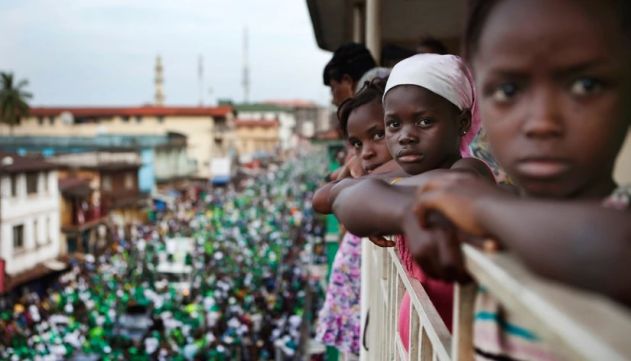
[316,232,362,355]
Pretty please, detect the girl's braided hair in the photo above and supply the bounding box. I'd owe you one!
[337,77,388,137]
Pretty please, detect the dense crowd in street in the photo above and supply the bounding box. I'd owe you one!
[0,155,328,361]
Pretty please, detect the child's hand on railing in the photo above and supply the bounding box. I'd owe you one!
[401,210,471,283]
[413,172,504,237]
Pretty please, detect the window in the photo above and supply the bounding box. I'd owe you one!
[135,116,143,123]
[124,173,134,190]
[13,225,24,250]
[49,117,55,125]
[11,174,18,197]
[102,175,112,191]
[26,173,38,194]
[37,117,44,125]
[157,116,164,124]
[122,116,130,123]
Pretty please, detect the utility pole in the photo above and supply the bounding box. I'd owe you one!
[198,55,204,107]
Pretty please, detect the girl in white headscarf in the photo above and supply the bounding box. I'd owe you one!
[317,53,497,351]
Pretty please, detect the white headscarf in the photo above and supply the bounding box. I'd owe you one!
[383,54,480,156]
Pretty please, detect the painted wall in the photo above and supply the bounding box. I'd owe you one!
[235,125,280,156]
[1,113,234,178]
[139,148,155,193]
[0,171,61,275]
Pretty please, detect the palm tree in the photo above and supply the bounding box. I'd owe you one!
[0,72,32,135]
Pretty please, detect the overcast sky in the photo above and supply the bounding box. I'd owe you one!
[0,0,333,106]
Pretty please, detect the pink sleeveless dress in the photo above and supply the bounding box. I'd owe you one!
[396,235,453,350]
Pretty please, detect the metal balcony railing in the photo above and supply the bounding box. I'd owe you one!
[360,241,631,361]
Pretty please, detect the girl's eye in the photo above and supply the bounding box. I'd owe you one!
[570,77,603,97]
[373,131,385,141]
[491,82,519,103]
[386,120,400,129]
[415,118,433,128]
[349,140,361,149]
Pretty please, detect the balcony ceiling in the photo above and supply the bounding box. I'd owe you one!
[307,0,466,53]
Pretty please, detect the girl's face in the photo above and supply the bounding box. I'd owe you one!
[383,85,466,175]
[329,75,355,107]
[346,99,392,173]
[473,0,631,198]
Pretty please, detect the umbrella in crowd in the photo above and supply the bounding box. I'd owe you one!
[0,155,329,361]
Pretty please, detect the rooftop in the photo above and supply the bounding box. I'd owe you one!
[49,151,142,170]
[263,99,320,108]
[0,152,57,174]
[234,119,280,128]
[28,105,234,118]
[0,134,187,151]
[59,177,92,197]
[232,103,289,112]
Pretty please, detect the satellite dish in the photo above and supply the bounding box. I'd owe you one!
[60,111,74,125]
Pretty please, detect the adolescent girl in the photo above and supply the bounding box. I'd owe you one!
[315,79,392,359]
[410,0,631,359]
[326,54,495,349]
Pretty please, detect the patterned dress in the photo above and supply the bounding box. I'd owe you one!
[316,232,362,355]
[473,186,631,361]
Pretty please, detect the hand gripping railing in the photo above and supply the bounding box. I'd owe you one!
[360,241,631,361]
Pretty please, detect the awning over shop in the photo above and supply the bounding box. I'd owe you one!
[2,259,69,292]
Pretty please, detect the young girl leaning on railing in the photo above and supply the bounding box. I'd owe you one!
[313,79,393,360]
[407,0,631,360]
[316,53,496,351]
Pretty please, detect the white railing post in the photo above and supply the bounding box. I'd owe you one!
[452,283,476,361]
[359,240,631,361]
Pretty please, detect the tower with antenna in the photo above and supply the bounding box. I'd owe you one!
[242,27,250,103]
[198,54,204,106]
[155,55,165,106]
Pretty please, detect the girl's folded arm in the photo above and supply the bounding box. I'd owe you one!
[312,182,338,214]
[331,159,494,236]
[332,178,416,237]
[475,198,631,306]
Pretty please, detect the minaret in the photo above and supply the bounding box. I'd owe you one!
[155,55,165,106]
[242,27,250,103]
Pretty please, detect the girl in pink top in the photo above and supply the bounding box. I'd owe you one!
[324,54,495,349]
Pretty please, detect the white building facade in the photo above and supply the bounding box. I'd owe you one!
[0,154,61,278]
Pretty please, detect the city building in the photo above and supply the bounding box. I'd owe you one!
[58,177,106,255]
[48,151,148,250]
[0,133,197,192]
[0,153,64,293]
[234,119,280,161]
[230,100,331,152]
[263,99,332,138]
[232,103,295,151]
[0,106,236,179]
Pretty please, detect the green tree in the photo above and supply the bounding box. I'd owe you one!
[0,72,32,134]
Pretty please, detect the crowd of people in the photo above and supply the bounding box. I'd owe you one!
[0,156,328,360]
[313,0,631,360]
[2,0,631,360]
